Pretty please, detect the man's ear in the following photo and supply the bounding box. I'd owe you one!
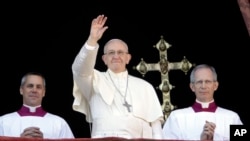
[102,55,107,65]
[214,81,219,91]
[189,83,195,92]
[20,87,23,95]
[43,89,46,97]
[126,54,132,64]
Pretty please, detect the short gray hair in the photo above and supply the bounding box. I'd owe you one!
[190,64,217,83]
[21,72,46,87]
[103,38,129,54]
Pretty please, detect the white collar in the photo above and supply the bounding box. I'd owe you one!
[23,104,41,112]
[196,99,214,108]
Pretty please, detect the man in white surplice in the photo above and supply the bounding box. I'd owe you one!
[162,64,243,140]
[0,72,74,139]
[72,15,164,139]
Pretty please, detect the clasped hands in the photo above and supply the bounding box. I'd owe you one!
[200,121,216,140]
[20,127,43,138]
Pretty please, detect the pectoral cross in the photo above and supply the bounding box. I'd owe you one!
[133,36,194,121]
[123,101,132,112]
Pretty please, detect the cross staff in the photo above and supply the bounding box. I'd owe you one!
[133,36,194,121]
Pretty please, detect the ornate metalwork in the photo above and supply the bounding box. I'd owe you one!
[133,36,194,122]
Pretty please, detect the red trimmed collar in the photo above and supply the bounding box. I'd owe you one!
[192,101,217,113]
[17,105,47,117]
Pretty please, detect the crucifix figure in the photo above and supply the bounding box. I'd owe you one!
[123,101,132,112]
[133,36,194,121]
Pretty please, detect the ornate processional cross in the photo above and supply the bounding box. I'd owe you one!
[133,36,194,121]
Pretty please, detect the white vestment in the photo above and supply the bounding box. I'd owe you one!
[0,112,74,139]
[72,43,164,139]
[162,106,243,140]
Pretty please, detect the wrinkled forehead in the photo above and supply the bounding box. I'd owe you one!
[104,39,128,53]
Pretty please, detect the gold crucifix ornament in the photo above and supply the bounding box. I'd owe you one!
[133,36,195,121]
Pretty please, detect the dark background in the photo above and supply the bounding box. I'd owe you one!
[1,0,249,138]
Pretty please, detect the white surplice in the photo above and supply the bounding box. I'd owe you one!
[0,112,74,139]
[162,106,243,140]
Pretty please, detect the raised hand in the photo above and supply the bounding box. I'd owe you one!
[87,14,108,46]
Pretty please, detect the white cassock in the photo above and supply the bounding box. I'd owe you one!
[72,43,164,139]
[0,106,74,139]
[162,101,243,140]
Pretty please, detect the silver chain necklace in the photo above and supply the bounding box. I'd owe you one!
[108,71,132,112]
